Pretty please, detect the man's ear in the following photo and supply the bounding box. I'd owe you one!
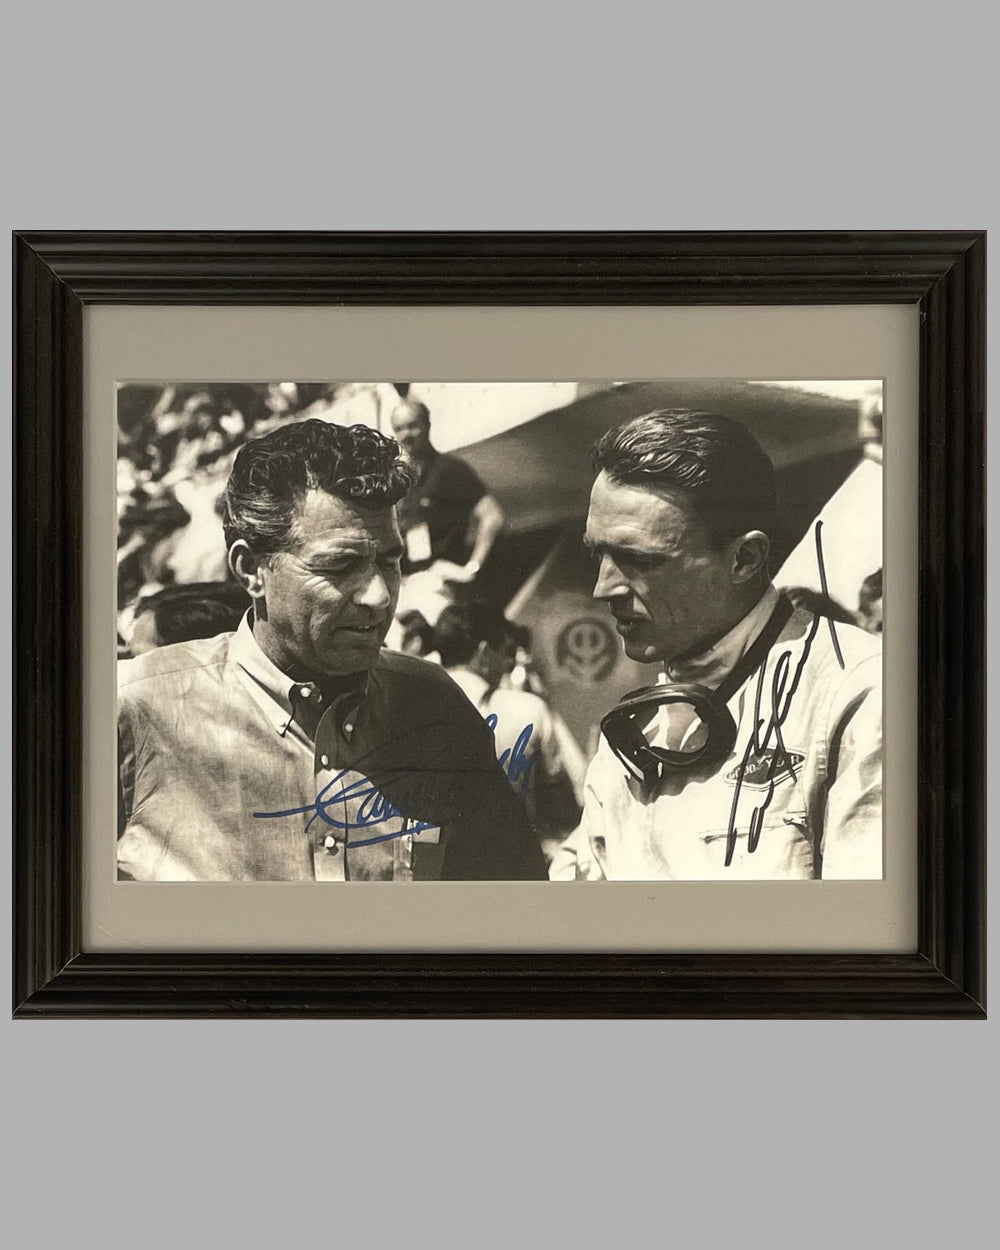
[729,530,770,584]
[228,540,265,600]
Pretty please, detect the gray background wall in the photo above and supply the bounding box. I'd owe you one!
[3,5,993,1248]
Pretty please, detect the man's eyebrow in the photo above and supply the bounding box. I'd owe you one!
[583,535,660,557]
[307,540,404,562]
[306,545,368,561]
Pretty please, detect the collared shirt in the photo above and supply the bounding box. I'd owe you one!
[118,615,545,881]
[551,587,882,881]
[665,584,781,687]
[649,585,781,755]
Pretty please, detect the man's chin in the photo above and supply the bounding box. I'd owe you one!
[620,633,662,665]
[318,636,385,675]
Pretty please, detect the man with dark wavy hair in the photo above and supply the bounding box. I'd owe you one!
[118,419,545,882]
[558,408,882,882]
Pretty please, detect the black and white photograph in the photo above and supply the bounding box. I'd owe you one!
[116,378,884,883]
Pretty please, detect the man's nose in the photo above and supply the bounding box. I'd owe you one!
[592,554,628,601]
[354,567,393,611]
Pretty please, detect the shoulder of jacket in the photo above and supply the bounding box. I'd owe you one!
[784,610,880,680]
[783,617,882,735]
[118,633,233,693]
[375,648,468,694]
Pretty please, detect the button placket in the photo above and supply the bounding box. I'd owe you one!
[312,718,347,881]
[315,730,345,870]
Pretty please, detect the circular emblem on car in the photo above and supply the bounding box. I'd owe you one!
[554,617,617,683]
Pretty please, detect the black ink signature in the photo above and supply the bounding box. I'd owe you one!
[724,610,819,866]
[724,520,847,865]
[814,519,846,669]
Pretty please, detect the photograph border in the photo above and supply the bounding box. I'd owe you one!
[13,230,986,1018]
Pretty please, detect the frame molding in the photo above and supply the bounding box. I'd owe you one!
[13,231,986,1018]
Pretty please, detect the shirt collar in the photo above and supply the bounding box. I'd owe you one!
[228,610,369,737]
[664,584,780,690]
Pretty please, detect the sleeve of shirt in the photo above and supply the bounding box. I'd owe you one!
[437,707,548,880]
[118,732,130,838]
[546,754,609,881]
[117,697,136,835]
[116,693,144,880]
[440,745,550,885]
[440,455,487,505]
[819,657,883,880]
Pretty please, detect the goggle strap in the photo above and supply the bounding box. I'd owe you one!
[600,595,794,785]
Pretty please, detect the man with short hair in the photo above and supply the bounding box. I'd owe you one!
[558,409,882,881]
[390,398,505,585]
[118,419,546,882]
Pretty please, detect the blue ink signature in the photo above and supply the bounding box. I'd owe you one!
[252,716,537,850]
[484,714,537,802]
[725,520,848,864]
[254,768,440,847]
[252,724,446,848]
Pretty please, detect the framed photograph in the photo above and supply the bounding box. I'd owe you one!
[13,231,985,1017]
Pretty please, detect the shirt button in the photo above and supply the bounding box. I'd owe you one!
[319,754,330,768]
[299,686,311,699]
[324,836,339,854]
[344,722,354,735]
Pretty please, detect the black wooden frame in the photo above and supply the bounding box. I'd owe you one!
[13,231,986,1018]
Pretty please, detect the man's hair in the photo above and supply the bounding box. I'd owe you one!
[133,581,251,647]
[433,602,509,668]
[222,419,414,555]
[592,409,777,545]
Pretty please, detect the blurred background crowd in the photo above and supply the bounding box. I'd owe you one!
[117,378,884,860]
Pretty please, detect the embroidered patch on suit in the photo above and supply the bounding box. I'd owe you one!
[725,748,805,790]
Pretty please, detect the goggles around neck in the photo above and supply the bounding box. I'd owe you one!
[599,596,793,789]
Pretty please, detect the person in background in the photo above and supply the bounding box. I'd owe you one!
[434,602,581,859]
[395,609,438,660]
[118,419,545,883]
[128,582,252,655]
[390,398,505,588]
[856,569,883,634]
[780,585,857,627]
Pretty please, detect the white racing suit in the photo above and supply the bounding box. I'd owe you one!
[556,587,882,881]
